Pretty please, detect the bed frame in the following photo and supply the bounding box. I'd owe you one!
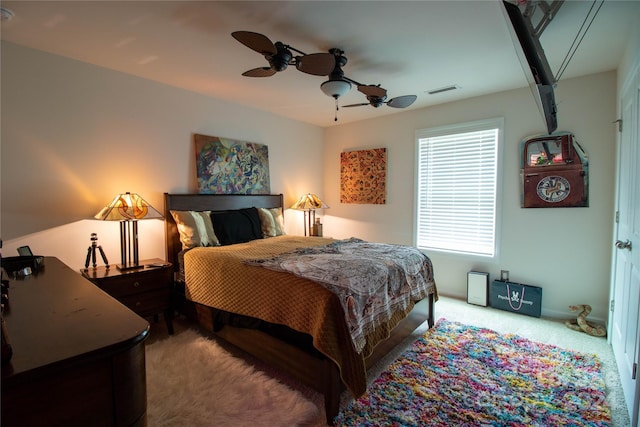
[163,193,435,424]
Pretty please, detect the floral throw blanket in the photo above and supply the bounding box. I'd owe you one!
[246,238,435,353]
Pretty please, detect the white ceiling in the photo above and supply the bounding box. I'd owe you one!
[1,1,637,128]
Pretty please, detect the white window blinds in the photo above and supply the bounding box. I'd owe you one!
[416,120,501,257]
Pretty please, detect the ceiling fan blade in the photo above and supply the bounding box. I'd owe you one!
[387,95,417,108]
[343,102,370,108]
[358,84,387,99]
[296,53,335,76]
[242,67,277,77]
[232,31,276,56]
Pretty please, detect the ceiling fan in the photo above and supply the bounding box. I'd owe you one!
[343,85,418,109]
[231,31,335,77]
[317,48,417,120]
[232,31,417,120]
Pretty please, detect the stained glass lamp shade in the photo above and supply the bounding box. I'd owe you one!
[94,192,162,270]
[291,193,329,236]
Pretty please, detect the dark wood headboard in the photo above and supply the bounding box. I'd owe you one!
[163,193,284,273]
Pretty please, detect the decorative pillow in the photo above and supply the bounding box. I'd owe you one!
[210,208,262,245]
[170,210,219,250]
[257,207,286,238]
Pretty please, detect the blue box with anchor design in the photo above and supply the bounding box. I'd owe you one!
[490,280,542,317]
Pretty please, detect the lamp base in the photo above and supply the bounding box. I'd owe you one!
[116,263,144,272]
[117,220,142,272]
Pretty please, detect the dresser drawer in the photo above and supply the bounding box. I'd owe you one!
[118,289,170,317]
[96,270,170,298]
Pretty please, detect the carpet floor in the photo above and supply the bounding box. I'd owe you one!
[145,296,631,426]
[336,318,611,426]
[146,329,319,426]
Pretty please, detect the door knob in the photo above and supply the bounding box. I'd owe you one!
[615,240,632,251]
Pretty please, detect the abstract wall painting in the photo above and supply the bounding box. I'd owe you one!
[340,148,386,204]
[195,134,270,194]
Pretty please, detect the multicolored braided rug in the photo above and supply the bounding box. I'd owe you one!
[335,319,611,426]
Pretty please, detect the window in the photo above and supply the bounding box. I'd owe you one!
[415,118,502,258]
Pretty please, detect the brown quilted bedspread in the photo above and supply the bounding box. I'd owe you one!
[184,235,437,397]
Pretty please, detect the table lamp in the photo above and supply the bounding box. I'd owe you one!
[94,192,162,270]
[291,193,329,236]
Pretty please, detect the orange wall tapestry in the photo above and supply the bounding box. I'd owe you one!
[340,148,386,204]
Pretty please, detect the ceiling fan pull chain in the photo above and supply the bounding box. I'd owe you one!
[334,98,339,122]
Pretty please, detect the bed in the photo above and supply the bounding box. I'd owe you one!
[163,193,437,424]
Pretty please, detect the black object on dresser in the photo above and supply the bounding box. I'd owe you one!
[1,257,150,427]
[82,258,174,334]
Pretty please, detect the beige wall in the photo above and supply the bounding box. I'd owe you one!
[1,41,619,322]
[323,71,617,321]
[617,14,640,94]
[1,42,324,266]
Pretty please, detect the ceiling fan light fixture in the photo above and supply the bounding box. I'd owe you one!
[0,7,14,21]
[320,79,352,99]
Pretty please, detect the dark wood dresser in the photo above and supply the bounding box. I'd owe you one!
[1,257,150,427]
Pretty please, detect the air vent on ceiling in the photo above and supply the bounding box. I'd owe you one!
[427,85,459,95]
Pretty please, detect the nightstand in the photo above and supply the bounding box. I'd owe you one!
[81,258,174,334]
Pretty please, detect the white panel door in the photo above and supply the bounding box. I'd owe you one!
[610,65,640,426]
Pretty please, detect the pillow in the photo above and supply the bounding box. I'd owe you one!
[257,207,286,238]
[210,208,262,245]
[170,210,220,250]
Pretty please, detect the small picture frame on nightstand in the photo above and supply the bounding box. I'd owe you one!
[500,270,509,282]
[17,246,33,256]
